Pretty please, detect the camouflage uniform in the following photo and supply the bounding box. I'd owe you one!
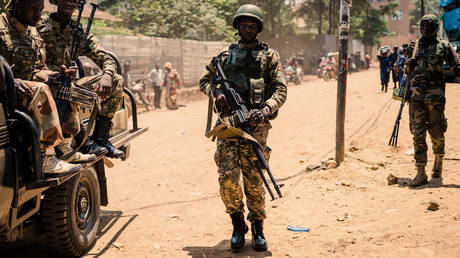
[0,12,63,147]
[406,36,460,166]
[37,15,123,119]
[200,41,287,221]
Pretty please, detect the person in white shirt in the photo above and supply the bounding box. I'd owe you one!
[148,64,164,110]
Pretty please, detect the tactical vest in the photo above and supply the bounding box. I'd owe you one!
[224,43,269,109]
[0,14,46,81]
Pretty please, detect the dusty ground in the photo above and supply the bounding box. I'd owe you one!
[4,69,460,257]
[84,69,460,258]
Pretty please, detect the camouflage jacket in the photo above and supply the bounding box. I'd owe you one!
[199,41,287,115]
[0,13,54,81]
[37,14,117,75]
[406,37,460,101]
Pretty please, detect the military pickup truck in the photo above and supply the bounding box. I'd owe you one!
[0,53,147,256]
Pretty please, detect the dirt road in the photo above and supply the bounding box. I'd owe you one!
[81,69,459,258]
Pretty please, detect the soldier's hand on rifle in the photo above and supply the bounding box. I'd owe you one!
[14,79,32,97]
[248,106,271,127]
[214,88,228,108]
[96,72,112,100]
[60,65,78,80]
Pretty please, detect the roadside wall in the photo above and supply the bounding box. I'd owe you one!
[96,35,229,87]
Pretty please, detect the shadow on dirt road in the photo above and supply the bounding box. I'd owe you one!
[88,210,138,257]
[183,240,273,258]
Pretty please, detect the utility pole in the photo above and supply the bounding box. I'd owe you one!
[421,0,425,17]
[335,0,351,166]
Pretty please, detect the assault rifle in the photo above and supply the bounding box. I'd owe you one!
[53,1,99,122]
[206,57,282,200]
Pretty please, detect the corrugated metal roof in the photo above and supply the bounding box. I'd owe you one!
[44,2,122,22]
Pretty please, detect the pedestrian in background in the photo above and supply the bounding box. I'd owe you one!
[377,46,391,92]
[163,62,182,110]
[148,64,164,110]
[389,45,399,88]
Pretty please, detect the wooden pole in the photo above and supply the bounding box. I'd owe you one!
[421,0,425,17]
[335,0,351,165]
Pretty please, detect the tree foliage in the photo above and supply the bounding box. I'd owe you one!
[99,0,237,41]
[98,0,295,40]
[409,0,441,27]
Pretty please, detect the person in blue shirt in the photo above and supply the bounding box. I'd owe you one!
[389,46,399,88]
[377,46,391,92]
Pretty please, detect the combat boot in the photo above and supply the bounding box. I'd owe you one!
[55,138,96,163]
[74,125,108,156]
[230,212,248,250]
[92,115,125,159]
[251,220,267,251]
[432,155,443,178]
[410,166,428,187]
[42,149,82,176]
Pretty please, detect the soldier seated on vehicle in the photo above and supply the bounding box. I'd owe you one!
[0,0,82,176]
[37,0,125,159]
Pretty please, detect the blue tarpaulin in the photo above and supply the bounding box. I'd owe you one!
[443,8,460,40]
[440,0,460,8]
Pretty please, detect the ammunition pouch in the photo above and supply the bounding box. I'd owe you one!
[249,78,265,108]
[49,73,99,109]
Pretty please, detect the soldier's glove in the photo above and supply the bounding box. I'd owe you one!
[14,79,32,98]
[248,106,271,127]
[214,88,229,109]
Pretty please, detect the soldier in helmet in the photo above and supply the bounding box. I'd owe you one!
[199,4,287,252]
[37,0,125,159]
[405,14,460,187]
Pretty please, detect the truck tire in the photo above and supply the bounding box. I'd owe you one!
[41,167,100,257]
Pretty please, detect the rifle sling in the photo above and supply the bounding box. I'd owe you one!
[60,102,99,161]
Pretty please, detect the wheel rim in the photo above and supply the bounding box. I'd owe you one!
[75,178,93,232]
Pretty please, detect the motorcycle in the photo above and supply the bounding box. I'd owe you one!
[129,79,153,111]
[285,65,300,85]
[322,64,337,81]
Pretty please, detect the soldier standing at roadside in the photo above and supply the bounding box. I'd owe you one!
[37,0,125,159]
[0,0,82,175]
[406,14,460,187]
[199,4,287,252]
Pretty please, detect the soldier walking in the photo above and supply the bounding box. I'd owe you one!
[405,14,460,187]
[199,4,287,252]
[0,0,82,175]
[37,0,125,159]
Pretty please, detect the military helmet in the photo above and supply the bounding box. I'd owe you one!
[420,14,439,37]
[232,4,264,33]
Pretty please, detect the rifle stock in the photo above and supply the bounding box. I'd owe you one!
[207,57,282,200]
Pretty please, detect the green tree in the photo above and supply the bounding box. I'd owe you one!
[296,0,327,35]
[350,2,397,47]
[409,0,441,27]
[99,0,236,41]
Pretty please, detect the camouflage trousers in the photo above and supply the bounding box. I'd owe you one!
[76,74,124,119]
[214,122,272,222]
[20,81,63,148]
[409,99,447,166]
